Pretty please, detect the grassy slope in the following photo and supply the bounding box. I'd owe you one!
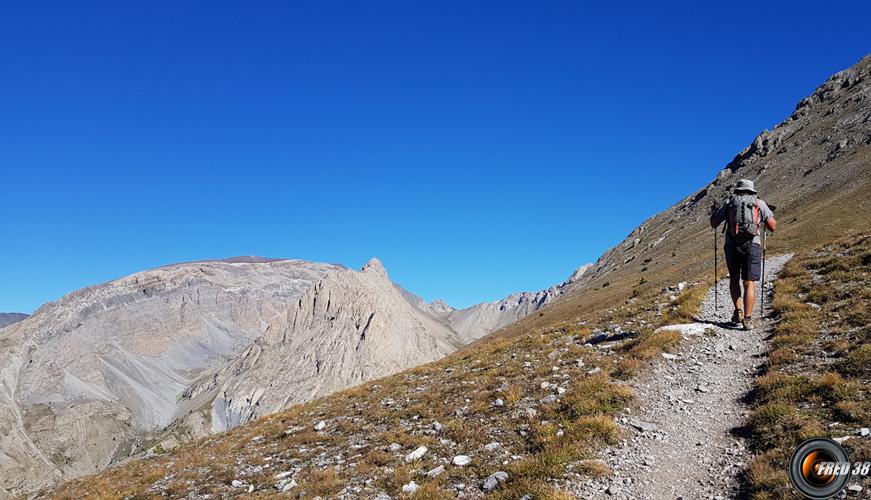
[744,234,871,499]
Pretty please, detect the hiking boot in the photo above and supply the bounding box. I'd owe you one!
[730,309,742,324]
[743,317,755,330]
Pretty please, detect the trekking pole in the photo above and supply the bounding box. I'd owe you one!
[761,227,766,318]
[714,226,718,310]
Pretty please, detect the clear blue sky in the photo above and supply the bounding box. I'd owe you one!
[1,1,869,313]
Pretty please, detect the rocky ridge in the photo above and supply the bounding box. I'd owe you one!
[189,258,469,434]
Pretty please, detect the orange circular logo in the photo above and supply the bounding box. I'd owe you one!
[788,438,851,499]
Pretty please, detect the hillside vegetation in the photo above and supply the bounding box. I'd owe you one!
[745,234,871,499]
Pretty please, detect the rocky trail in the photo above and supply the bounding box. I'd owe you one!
[573,254,793,499]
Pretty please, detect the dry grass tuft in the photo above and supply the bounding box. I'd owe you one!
[660,285,708,325]
[744,233,871,498]
[622,329,681,360]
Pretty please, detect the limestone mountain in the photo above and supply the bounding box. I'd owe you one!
[187,258,468,434]
[1,258,343,494]
[0,256,588,496]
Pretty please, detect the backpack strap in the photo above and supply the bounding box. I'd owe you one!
[726,198,736,236]
[753,197,760,233]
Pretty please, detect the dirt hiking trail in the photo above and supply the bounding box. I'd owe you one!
[572,254,793,499]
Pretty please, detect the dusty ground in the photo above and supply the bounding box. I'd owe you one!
[572,255,792,499]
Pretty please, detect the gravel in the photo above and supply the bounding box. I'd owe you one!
[571,255,792,499]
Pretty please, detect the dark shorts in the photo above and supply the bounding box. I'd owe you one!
[725,240,762,282]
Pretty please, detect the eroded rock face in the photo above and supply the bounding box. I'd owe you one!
[191,258,467,433]
[0,259,339,494]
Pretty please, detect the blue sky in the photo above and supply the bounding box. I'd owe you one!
[1,1,869,313]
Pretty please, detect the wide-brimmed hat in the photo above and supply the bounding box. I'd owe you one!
[734,179,757,194]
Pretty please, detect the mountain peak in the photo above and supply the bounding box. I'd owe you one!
[361,257,388,278]
[428,299,456,315]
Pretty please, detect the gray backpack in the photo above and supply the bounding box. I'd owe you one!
[727,194,760,241]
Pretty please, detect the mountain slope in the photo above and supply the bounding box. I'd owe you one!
[497,52,871,339]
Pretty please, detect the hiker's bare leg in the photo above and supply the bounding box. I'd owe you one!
[743,280,756,317]
[730,275,742,311]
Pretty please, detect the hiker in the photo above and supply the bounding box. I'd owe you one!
[709,179,777,330]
